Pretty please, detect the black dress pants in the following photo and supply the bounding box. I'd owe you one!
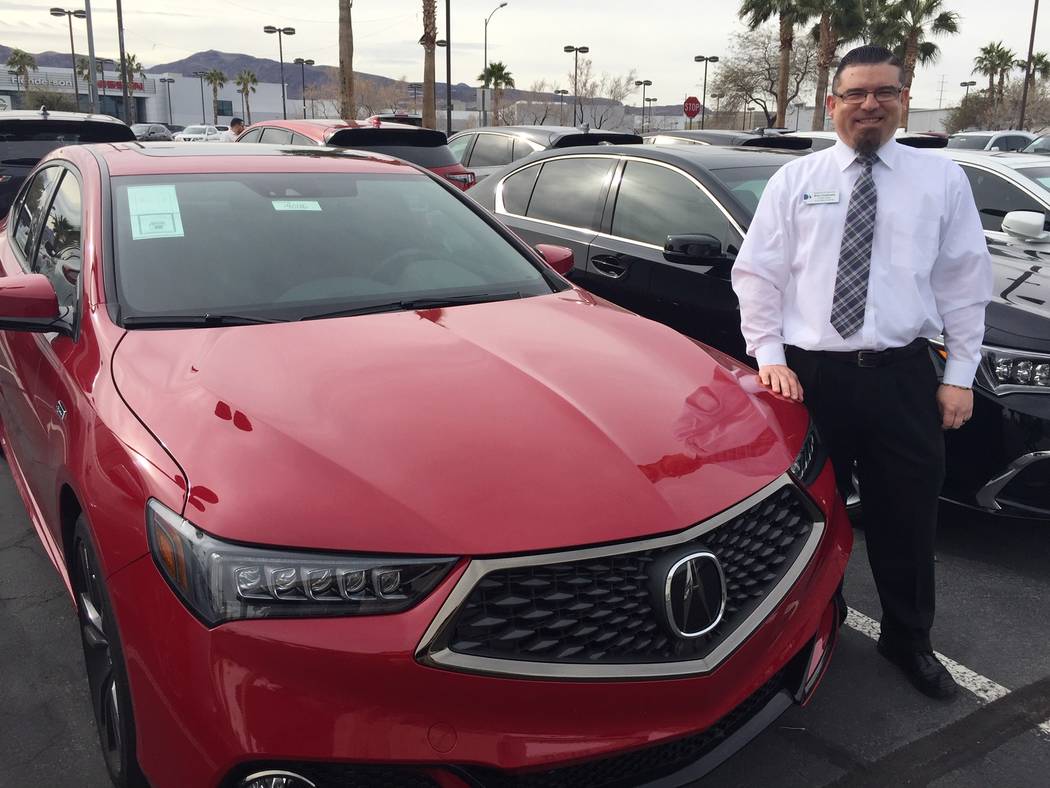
[786,343,945,653]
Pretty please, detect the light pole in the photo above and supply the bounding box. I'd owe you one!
[50,7,86,112]
[634,79,652,132]
[793,101,804,131]
[264,25,296,119]
[555,88,569,125]
[712,92,725,127]
[193,70,207,123]
[565,45,590,126]
[480,2,508,126]
[959,80,976,101]
[693,55,718,129]
[159,76,174,125]
[294,57,314,119]
[408,83,422,113]
[1019,0,1040,129]
[645,97,657,131]
[82,0,99,112]
[96,57,114,112]
[742,103,749,131]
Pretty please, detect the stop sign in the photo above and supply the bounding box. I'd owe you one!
[683,96,702,118]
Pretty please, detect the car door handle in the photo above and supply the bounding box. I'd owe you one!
[591,254,628,279]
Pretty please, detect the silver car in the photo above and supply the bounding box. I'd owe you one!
[947,130,1035,152]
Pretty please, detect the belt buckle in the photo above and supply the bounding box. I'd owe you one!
[856,350,879,368]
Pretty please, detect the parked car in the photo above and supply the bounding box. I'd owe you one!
[173,124,223,142]
[785,129,948,149]
[471,142,1049,519]
[947,130,1035,152]
[0,108,134,217]
[644,129,812,150]
[130,123,173,142]
[448,125,643,183]
[0,140,850,788]
[365,112,423,127]
[1022,134,1050,155]
[162,123,185,133]
[237,118,477,190]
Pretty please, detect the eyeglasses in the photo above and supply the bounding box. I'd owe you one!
[834,86,903,105]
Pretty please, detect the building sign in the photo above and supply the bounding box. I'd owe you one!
[1,70,153,95]
[98,79,146,92]
[29,75,75,89]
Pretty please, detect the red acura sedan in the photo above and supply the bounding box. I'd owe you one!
[0,142,851,788]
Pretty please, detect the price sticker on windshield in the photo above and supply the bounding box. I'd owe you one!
[272,200,322,211]
[127,185,185,240]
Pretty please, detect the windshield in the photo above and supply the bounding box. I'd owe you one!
[709,165,783,217]
[947,135,990,150]
[1014,166,1050,192]
[110,172,558,322]
[131,124,150,132]
[1023,137,1050,154]
[183,126,208,135]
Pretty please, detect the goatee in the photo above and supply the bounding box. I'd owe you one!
[855,130,881,157]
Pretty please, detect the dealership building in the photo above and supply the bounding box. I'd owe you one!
[1,66,294,126]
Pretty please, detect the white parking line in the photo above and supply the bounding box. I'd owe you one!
[845,607,1050,737]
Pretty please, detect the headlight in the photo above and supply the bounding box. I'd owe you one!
[929,339,1049,394]
[789,419,827,487]
[146,499,458,626]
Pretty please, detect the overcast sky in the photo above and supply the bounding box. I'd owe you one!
[4,0,1045,109]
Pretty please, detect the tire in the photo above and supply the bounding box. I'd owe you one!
[72,516,148,788]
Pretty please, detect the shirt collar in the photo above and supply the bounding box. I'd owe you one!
[830,137,900,171]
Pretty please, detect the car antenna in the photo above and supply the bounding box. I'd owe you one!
[39,105,50,118]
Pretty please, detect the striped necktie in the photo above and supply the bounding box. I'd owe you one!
[830,152,879,338]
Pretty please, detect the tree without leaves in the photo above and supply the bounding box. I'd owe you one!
[204,68,226,125]
[339,0,355,119]
[739,0,812,127]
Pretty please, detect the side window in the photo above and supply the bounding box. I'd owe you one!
[959,165,1050,232]
[291,133,316,146]
[526,157,616,230]
[511,138,535,161]
[260,128,293,145]
[12,167,62,262]
[611,161,731,249]
[1004,136,1029,152]
[468,134,513,167]
[238,128,263,143]
[500,165,541,216]
[35,171,82,309]
[447,134,472,163]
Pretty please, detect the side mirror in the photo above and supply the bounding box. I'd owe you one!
[535,244,575,276]
[0,273,67,333]
[990,146,1001,152]
[664,233,727,265]
[1002,210,1050,242]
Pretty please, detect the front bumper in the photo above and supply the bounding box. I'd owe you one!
[107,472,851,788]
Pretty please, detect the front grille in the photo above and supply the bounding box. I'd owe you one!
[464,665,791,788]
[446,485,814,664]
[223,764,439,788]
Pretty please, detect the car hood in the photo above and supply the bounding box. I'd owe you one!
[112,291,806,555]
[986,238,1050,352]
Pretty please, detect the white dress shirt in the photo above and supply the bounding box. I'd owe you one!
[732,138,993,387]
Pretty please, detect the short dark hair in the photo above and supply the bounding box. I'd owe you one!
[832,45,904,93]
[230,117,244,126]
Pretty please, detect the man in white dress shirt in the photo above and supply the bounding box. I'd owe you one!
[732,45,993,699]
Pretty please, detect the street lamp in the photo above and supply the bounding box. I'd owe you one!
[693,55,718,129]
[645,97,657,131]
[293,57,314,119]
[634,79,652,132]
[481,2,508,126]
[192,70,207,123]
[50,7,87,112]
[793,101,805,131]
[711,91,725,126]
[742,102,750,131]
[959,80,976,101]
[263,25,296,119]
[565,45,590,126]
[1019,0,1041,129]
[159,76,175,125]
[554,88,569,125]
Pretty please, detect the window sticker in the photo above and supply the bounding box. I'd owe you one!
[272,200,322,211]
[127,185,184,240]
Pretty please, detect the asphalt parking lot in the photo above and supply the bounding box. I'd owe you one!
[1,461,1048,788]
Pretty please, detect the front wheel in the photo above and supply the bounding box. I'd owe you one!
[72,517,148,788]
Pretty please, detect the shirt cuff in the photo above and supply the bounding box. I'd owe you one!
[942,358,980,388]
[754,343,787,368]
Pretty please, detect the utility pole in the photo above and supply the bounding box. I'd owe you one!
[1020,0,1041,129]
[116,0,131,122]
[83,0,100,112]
[936,74,947,110]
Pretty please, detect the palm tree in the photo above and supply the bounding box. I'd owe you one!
[6,49,38,95]
[119,53,145,121]
[204,68,227,125]
[739,0,812,128]
[1015,52,1050,89]
[974,42,1007,98]
[235,70,258,124]
[339,0,355,119]
[420,0,437,128]
[478,62,515,125]
[803,0,865,129]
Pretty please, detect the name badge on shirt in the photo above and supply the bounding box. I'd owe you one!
[802,190,840,205]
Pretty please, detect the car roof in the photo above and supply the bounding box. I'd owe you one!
[245,118,422,141]
[72,141,423,177]
[941,148,1050,170]
[644,129,812,149]
[460,125,642,146]
[523,142,805,170]
[951,130,1032,137]
[0,109,128,125]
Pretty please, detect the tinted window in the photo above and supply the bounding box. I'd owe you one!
[611,161,730,247]
[1016,166,1050,192]
[1000,136,1030,152]
[291,133,317,146]
[469,134,514,167]
[0,119,134,165]
[501,165,541,215]
[260,128,293,144]
[709,165,783,217]
[511,138,535,161]
[13,167,61,260]
[527,157,615,230]
[183,126,209,135]
[447,134,472,162]
[358,145,457,168]
[959,165,1050,232]
[807,137,835,150]
[947,135,991,150]
[1024,136,1050,154]
[111,173,557,319]
[238,129,263,143]
[36,172,82,309]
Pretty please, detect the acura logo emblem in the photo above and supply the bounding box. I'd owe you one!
[663,551,726,639]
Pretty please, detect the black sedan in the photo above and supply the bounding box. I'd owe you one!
[469,143,1050,519]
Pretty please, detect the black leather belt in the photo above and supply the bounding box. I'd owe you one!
[789,338,928,368]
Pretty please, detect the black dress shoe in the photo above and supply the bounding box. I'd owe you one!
[877,639,959,700]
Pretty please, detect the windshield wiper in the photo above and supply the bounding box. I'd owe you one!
[122,314,285,329]
[299,291,523,322]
